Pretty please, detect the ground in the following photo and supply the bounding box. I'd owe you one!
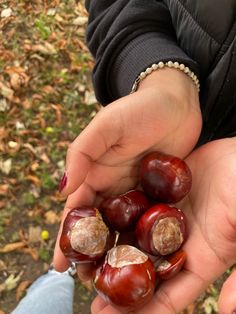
[0,1,231,313]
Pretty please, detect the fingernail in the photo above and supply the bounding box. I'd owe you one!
[59,172,67,193]
[232,311,236,314]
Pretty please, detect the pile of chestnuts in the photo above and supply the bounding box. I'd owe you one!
[60,151,192,313]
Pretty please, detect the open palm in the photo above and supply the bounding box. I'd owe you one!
[53,76,201,273]
[91,137,236,314]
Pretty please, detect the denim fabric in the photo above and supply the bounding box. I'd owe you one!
[11,270,75,314]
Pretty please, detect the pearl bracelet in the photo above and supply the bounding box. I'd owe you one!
[131,61,200,93]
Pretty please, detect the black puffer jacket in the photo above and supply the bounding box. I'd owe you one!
[85,0,236,144]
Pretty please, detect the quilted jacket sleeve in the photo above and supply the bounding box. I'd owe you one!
[85,0,199,105]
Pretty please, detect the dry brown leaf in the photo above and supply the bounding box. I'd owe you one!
[30,162,40,171]
[21,247,39,261]
[51,104,62,123]
[0,242,26,253]
[0,201,6,208]
[32,42,57,55]
[5,66,30,90]
[39,152,50,164]
[26,175,41,185]
[0,127,9,139]
[0,81,14,101]
[0,158,12,174]
[44,210,61,224]
[28,226,42,243]
[0,184,9,195]
[16,280,32,301]
[3,271,24,291]
[41,85,56,94]
[0,259,7,272]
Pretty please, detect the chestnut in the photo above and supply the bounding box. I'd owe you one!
[100,190,150,232]
[140,151,192,203]
[156,250,186,280]
[136,204,187,256]
[94,244,157,313]
[60,207,110,263]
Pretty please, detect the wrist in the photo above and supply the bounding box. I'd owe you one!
[138,66,201,114]
[134,68,202,156]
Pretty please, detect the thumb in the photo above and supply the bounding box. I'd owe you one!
[59,106,121,196]
[218,269,236,314]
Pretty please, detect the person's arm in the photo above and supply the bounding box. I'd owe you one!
[85,0,199,105]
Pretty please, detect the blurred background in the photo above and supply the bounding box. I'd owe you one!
[0,1,230,313]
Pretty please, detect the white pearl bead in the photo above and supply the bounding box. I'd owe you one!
[152,64,158,70]
[184,67,190,73]
[174,62,179,68]
[133,61,200,93]
[167,61,174,67]
[140,72,146,79]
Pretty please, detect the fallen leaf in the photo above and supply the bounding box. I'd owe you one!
[0,158,12,174]
[26,175,41,185]
[0,98,10,112]
[23,143,37,155]
[44,210,61,224]
[4,271,24,291]
[0,184,9,195]
[39,152,50,164]
[0,242,26,253]
[0,201,6,208]
[1,8,12,18]
[73,16,88,26]
[32,42,57,55]
[0,259,7,272]
[28,226,42,243]
[15,121,25,130]
[30,162,40,171]
[0,81,14,101]
[0,127,9,139]
[84,90,97,105]
[16,280,32,301]
[21,247,39,261]
[7,141,20,152]
[5,66,30,90]
[202,296,218,314]
[47,8,57,16]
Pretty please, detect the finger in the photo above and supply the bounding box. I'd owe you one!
[76,262,97,282]
[53,182,96,271]
[59,107,122,196]
[218,269,236,314]
[91,223,227,314]
[91,296,122,314]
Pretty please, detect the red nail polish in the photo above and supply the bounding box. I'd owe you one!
[59,172,67,193]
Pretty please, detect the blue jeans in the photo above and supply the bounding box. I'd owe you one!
[11,269,75,314]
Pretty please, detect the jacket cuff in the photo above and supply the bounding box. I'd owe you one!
[102,32,199,104]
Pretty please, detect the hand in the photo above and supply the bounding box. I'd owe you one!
[53,68,202,272]
[92,137,236,314]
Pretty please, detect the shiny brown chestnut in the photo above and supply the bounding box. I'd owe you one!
[60,207,110,263]
[156,250,186,280]
[136,204,187,256]
[93,245,157,313]
[140,151,192,203]
[100,190,150,232]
